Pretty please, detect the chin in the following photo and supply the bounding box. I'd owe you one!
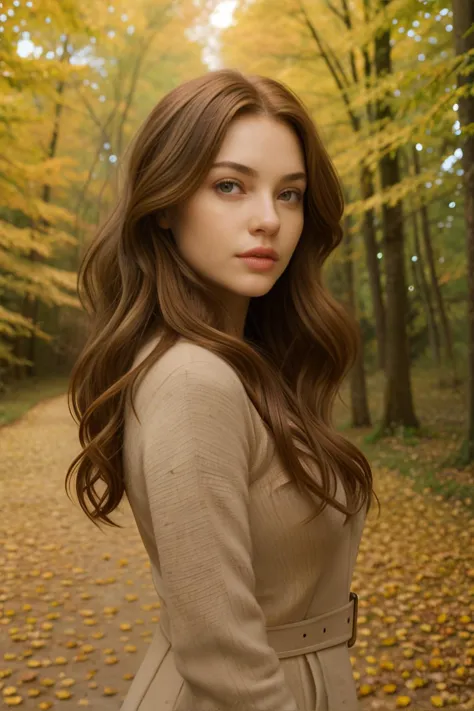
[234,280,276,298]
[245,286,274,298]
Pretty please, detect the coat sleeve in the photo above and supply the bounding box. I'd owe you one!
[140,359,299,711]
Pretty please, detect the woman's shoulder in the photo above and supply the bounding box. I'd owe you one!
[132,334,245,405]
[128,334,267,462]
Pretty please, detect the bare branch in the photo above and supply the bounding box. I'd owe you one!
[320,35,352,88]
[73,106,117,239]
[79,92,113,145]
[296,0,360,131]
[324,0,345,24]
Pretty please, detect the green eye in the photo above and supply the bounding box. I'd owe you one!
[216,180,240,194]
[280,190,302,202]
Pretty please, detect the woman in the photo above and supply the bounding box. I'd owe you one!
[66,69,375,711]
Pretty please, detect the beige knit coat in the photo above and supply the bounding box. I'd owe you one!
[120,337,365,711]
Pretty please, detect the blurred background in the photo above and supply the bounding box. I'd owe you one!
[0,0,471,395]
[1,0,474,496]
[0,0,473,489]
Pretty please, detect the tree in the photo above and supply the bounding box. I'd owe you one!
[452,0,474,461]
[342,218,372,427]
[0,14,82,377]
[374,0,419,431]
[0,0,207,383]
[412,145,456,378]
[409,198,442,368]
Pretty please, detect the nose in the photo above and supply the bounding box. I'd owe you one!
[248,195,280,236]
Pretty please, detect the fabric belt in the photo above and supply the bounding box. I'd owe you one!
[266,592,358,660]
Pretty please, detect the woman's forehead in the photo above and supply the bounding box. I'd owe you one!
[214,115,306,175]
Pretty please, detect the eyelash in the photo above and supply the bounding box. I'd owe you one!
[214,179,303,203]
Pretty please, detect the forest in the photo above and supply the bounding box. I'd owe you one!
[0,0,473,463]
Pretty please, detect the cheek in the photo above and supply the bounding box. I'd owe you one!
[174,210,223,269]
[183,197,231,249]
[286,212,304,251]
[179,195,218,239]
[296,207,305,231]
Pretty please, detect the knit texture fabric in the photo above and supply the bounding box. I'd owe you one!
[121,337,365,711]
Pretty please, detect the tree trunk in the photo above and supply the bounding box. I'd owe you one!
[452,0,474,460]
[412,147,456,376]
[360,166,386,370]
[361,2,386,371]
[411,204,442,366]
[375,14,419,431]
[343,218,371,427]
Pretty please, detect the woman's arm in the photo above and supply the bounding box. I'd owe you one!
[141,358,299,711]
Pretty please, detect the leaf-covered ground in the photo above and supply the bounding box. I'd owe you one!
[1,393,473,709]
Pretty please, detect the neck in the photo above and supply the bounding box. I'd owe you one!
[219,293,250,341]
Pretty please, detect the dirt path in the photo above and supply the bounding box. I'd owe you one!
[1,396,159,709]
[1,396,473,709]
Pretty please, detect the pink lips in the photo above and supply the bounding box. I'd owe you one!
[238,256,276,271]
[238,247,279,260]
[237,247,278,271]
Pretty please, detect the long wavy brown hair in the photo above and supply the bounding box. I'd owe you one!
[66,68,376,529]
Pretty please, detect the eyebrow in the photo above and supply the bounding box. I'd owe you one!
[211,161,307,182]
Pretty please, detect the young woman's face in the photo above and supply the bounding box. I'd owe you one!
[163,115,306,315]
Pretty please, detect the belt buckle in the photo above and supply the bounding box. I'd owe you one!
[348,592,358,648]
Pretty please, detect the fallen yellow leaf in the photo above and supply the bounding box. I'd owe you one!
[3,687,18,697]
[80,645,95,654]
[103,687,118,696]
[55,690,72,699]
